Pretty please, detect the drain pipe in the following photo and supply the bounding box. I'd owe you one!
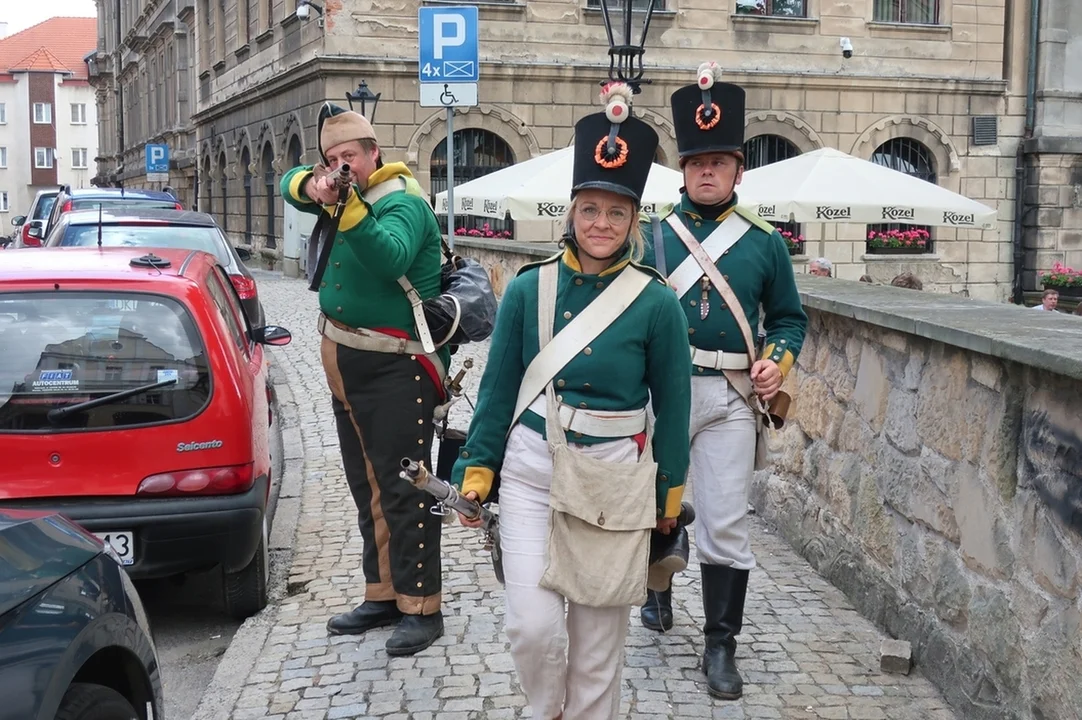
[1013,0,1041,304]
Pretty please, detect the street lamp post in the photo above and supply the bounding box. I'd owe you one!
[346,80,382,123]
[596,0,660,94]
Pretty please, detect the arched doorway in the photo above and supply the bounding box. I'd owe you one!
[867,137,936,254]
[430,129,515,238]
[217,153,228,234]
[744,134,803,254]
[241,146,253,244]
[261,143,276,249]
[288,135,302,169]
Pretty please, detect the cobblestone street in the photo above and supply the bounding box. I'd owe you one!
[203,269,961,720]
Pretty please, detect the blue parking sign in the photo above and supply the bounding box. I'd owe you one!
[418,7,479,84]
[145,144,169,174]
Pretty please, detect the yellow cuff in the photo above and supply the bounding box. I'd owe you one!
[323,189,369,232]
[761,343,796,377]
[462,467,495,503]
[663,484,684,519]
[288,171,314,203]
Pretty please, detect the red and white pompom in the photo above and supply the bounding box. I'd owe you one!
[697,61,724,90]
[600,81,633,124]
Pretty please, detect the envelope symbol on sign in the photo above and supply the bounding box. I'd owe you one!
[444,61,474,78]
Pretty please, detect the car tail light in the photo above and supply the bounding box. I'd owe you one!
[230,274,257,300]
[174,202,183,210]
[62,200,72,212]
[22,225,41,248]
[137,463,255,496]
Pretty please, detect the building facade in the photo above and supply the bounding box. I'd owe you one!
[96,0,1082,301]
[0,18,98,220]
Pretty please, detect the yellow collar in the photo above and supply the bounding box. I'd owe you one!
[366,162,413,187]
[561,245,631,277]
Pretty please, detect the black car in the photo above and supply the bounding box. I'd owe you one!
[42,187,183,240]
[44,208,266,327]
[0,509,164,720]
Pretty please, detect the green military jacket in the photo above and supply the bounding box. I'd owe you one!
[640,194,808,376]
[279,162,450,370]
[450,246,693,518]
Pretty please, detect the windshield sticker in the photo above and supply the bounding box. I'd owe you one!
[177,440,224,452]
[31,369,79,392]
[157,369,179,384]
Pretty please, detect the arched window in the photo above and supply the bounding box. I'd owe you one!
[202,156,213,216]
[743,134,803,254]
[217,153,228,233]
[261,144,276,250]
[430,129,515,238]
[867,137,935,254]
[241,146,252,244]
[288,135,302,169]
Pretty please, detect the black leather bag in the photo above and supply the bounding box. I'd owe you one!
[423,239,498,353]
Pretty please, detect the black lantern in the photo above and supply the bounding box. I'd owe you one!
[345,80,382,123]
[596,0,660,93]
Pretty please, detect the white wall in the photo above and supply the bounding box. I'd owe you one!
[0,76,30,217]
[55,77,99,192]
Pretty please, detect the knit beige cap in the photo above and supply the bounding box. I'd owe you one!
[320,111,377,154]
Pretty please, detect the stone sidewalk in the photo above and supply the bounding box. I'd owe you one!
[196,271,959,720]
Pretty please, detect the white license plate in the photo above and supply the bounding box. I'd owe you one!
[94,531,135,566]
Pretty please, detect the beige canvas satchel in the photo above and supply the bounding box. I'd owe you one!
[533,261,658,608]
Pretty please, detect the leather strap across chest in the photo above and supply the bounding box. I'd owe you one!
[665,212,752,299]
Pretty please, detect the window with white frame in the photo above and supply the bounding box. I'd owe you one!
[0,103,6,123]
[34,148,54,168]
[0,192,8,212]
[33,103,52,124]
[71,103,87,124]
[0,147,6,168]
[72,148,88,169]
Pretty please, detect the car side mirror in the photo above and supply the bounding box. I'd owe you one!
[251,325,292,346]
[236,247,252,262]
[27,225,42,239]
[11,215,25,227]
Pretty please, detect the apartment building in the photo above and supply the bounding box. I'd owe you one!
[93,0,1081,300]
[0,17,98,219]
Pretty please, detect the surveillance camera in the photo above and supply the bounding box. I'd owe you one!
[296,2,310,19]
[840,37,853,59]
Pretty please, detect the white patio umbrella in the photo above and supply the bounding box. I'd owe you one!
[433,146,683,221]
[737,147,998,229]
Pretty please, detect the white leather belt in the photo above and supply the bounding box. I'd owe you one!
[526,395,647,438]
[317,313,446,380]
[690,347,751,371]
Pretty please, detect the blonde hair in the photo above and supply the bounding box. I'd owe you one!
[565,193,645,262]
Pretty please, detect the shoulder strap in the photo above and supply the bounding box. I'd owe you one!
[734,204,777,234]
[665,213,752,298]
[649,214,667,278]
[508,264,653,432]
[665,216,758,368]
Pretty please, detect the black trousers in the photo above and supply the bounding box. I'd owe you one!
[321,336,443,615]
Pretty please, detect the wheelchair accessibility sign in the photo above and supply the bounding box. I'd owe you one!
[419,82,478,108]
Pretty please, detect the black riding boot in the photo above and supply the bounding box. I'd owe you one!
[701,564,749,700]
[640,503,695,632]
[640,589,673,631]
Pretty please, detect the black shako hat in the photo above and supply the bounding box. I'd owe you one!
[671,61,746,160]
[571,82,659,205]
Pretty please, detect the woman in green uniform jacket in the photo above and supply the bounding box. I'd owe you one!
[451,84,692,720]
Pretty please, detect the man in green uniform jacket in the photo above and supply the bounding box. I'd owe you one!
[279,102,448,656]
[637,62,808,701]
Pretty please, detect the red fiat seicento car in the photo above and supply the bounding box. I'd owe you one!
[0,247,291,619]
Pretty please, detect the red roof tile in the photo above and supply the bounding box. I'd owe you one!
[0,17,97,80]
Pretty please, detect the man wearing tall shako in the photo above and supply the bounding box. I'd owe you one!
[639,62,808,700]
[280,103,448,656]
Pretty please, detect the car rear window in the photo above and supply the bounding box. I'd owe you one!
[0,292,211,433]
[72,198,177,211]
[58,224,230,264]
[32,196,56,220]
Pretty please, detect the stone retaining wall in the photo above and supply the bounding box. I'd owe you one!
[756,276,1082,720]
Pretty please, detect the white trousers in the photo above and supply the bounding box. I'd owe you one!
[689,375,758,570]
[499,424,638,720]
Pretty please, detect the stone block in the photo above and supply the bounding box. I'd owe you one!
[1030,508,1080,598]
[853,345,890,432]
[954,462,1013,578]
[879,639,911,674]
[968,585,1023,694]
[883,389,920,453]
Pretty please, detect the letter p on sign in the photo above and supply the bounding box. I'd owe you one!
[150,146,166,164]
[434,15,465,59]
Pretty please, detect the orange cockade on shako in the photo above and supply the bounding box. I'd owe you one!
[594,81,635,169]
[694,61,725,131]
